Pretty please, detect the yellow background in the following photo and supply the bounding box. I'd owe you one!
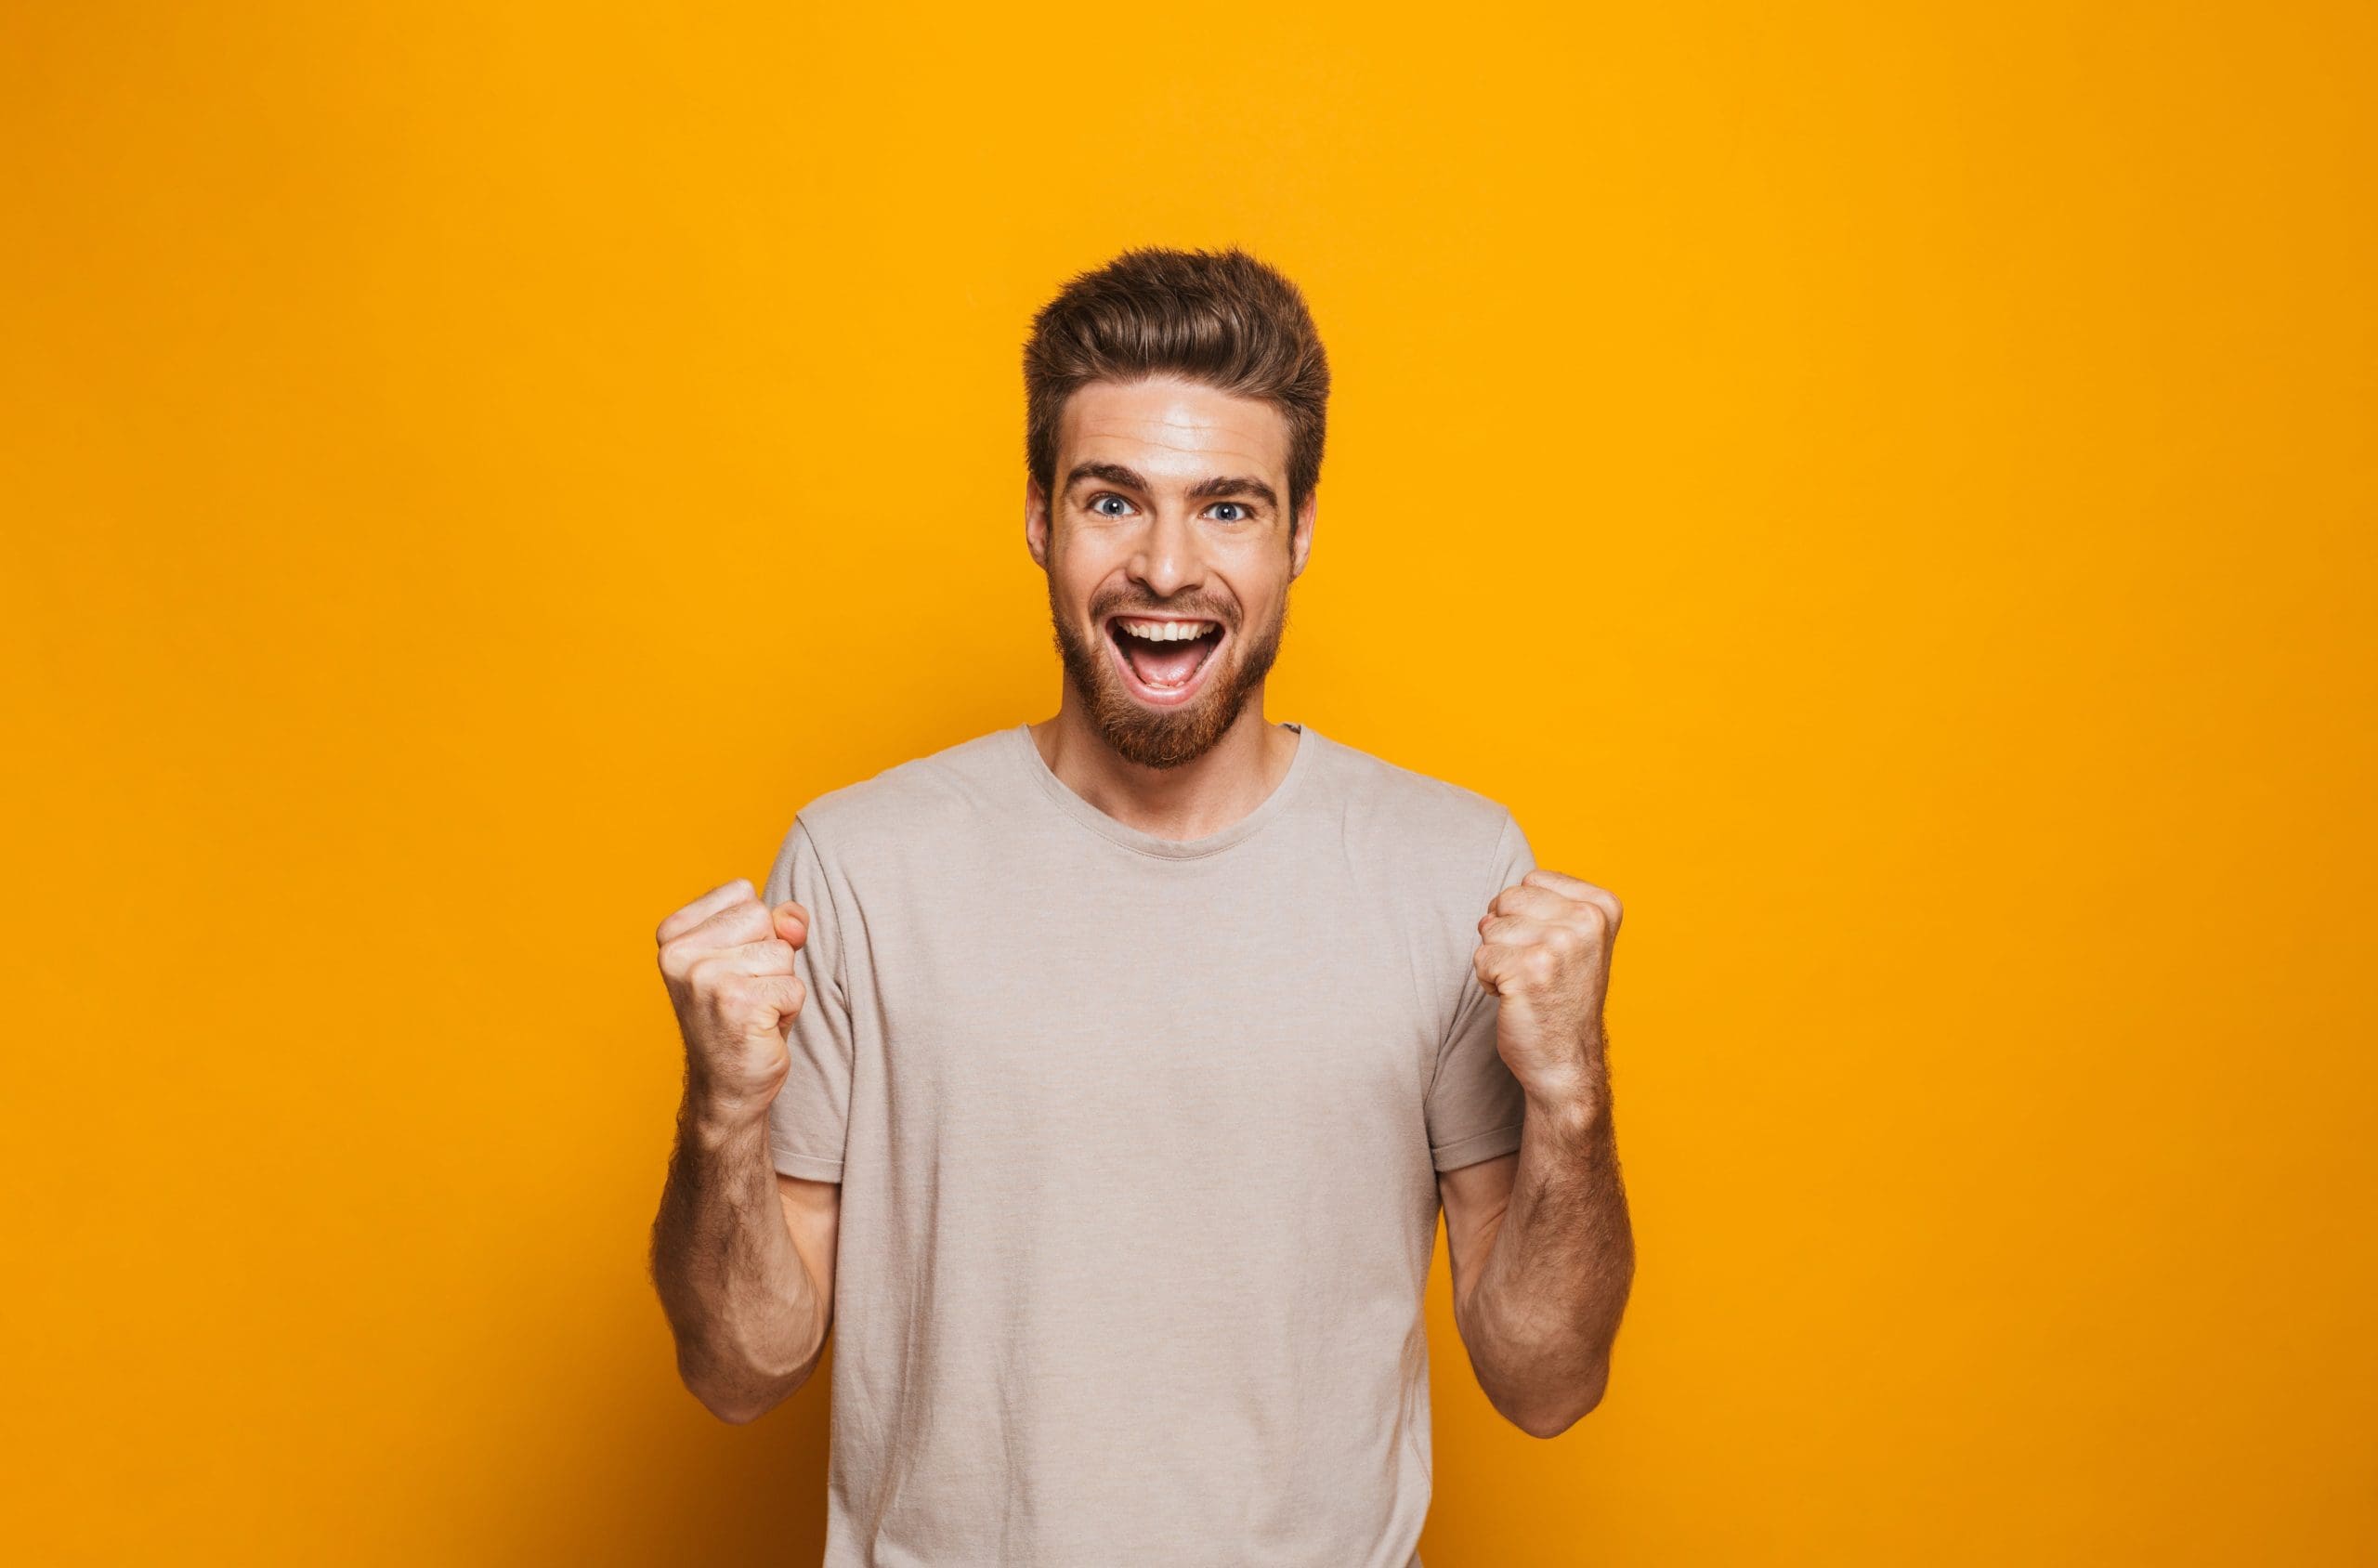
[6,3,2373,1562]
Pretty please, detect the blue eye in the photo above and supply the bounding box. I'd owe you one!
[1210,503,1247,521]
[1091,494,1130,516]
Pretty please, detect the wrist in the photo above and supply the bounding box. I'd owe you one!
[1522,1073,1609,1143]
[679,1091,770,1155]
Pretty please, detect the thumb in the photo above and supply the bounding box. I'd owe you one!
[774,899,810,945]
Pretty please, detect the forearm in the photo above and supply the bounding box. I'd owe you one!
[648,1102,826,1422]
[1459,1072,1635,1437]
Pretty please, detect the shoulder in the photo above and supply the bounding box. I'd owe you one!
[1305,727,1518,881]
[787,725,1022,869]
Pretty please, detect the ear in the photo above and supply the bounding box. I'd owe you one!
[1287,489,1318,581]
[1025,475,1052,569]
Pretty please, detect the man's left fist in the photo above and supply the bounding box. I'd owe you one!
[1474,868,1622,1105]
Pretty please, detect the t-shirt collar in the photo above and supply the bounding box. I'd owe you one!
[1009,720,1319,861]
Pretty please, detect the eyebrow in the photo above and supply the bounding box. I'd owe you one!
[1064,461,1279,511]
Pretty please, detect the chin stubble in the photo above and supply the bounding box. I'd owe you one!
[1046,583,1290,771]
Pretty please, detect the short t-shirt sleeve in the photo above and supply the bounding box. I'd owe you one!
[1426,809,1537,1172]
[760,815,856,1183]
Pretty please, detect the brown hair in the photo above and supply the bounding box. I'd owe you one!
[1023,245,1331,525]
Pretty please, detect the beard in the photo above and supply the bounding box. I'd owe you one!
[1046,575,1290,770]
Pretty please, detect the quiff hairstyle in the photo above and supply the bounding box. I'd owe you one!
[1023,245,1331,526]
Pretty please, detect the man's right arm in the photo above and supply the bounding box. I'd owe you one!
[650,1117,841,1423]
[647,878,842,1424]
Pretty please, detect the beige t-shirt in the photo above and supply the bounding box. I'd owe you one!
[761,719,1535,1568]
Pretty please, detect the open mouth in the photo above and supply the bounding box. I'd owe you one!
[1104,613,1225,705]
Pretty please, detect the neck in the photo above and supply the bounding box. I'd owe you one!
[1029,686,1299,843]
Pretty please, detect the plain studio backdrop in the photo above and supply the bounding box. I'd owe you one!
[4,3,2372,1562]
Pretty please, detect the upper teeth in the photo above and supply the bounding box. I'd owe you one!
[1117,618,1214,642]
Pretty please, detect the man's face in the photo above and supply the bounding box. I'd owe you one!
[1027,375,1316,770]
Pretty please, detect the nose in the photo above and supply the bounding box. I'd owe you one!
[1127,503,1206,604]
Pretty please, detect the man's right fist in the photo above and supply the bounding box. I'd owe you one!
[656,878,811,1124]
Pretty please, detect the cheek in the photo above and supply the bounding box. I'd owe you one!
[1222,573,1287,626]
[1049,545,1117,608]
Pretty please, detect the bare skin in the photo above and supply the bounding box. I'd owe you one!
[1440,868,1635,1437]
[1023,373,1315,831]
[647,372,1633,1435]
[647,882,839,1423]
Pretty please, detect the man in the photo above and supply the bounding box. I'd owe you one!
[649,245,1634,1567]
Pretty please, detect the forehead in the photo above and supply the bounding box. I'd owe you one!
[1058,375,1289,486]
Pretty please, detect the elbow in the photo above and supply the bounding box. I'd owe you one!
[687,1373,792,1426]
[680,1364,772,1426]
[676,1348,805,1427]
[1506,1360,1611,1440]
[699,1392,770,1426]
[1509,1404,1588,1441]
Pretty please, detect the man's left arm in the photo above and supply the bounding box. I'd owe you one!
[1440,866,1635,1439]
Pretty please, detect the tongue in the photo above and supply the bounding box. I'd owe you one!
[1127,634,1209,687]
